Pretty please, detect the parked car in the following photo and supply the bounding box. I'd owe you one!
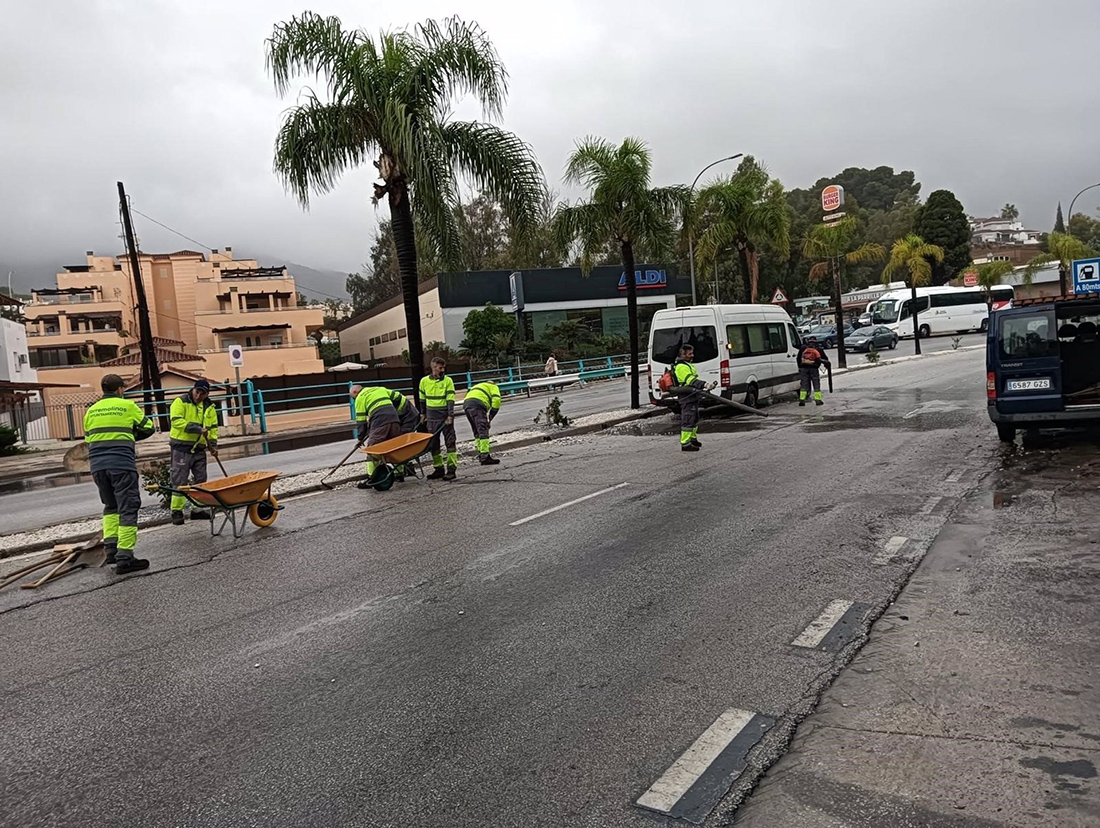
[804,324,854,349]
[845,325,898,352]
[856,312,874,328]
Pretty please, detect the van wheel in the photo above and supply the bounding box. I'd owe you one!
[996,424,1016,443]
[744,383,759,409]
[980,319,988,332]
[918,324,931,338]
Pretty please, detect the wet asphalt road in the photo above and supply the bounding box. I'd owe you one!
[1,346,1042,827]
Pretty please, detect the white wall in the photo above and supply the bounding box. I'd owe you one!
[339,289,445,361]
[0,316,36,383]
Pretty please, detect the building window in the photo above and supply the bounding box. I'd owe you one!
[398,328,407,338]
[382,332,391,343]
[390,330,398,340]
[269,335,283,346]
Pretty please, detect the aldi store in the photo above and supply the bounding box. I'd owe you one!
[339,264,691,363]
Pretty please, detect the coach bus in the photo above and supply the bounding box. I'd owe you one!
[871,285,1014,338]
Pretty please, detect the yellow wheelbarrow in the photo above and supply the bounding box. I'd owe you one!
[360,427,442,491]
[168,471,283,538]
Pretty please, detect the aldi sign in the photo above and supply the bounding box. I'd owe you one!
[618,269,667,290]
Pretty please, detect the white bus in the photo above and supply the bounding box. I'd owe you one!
[870,285,1014,338]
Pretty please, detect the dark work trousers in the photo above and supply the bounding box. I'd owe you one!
[799,366,822,395]
[398,402,420,435]
[679,392,701,445]
[170,449,208,513]
[426,409,457,464]
[464,401,492,457]
[92,469,141,557]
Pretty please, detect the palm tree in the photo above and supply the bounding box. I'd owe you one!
[882,234,944,356]
[802,217,885,368]
[1023,232,1096,297]
[963,260,1018,309]
[552,137,687,409]
[693,157,790,304]
[266,13,545,395]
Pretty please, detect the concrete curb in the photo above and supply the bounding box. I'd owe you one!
[832,342,984,377]
[0,408,665,560]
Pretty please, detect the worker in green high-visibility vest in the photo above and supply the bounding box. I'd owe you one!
[350,384,404,487]
[83,374,156,574]
[463,381,502,465]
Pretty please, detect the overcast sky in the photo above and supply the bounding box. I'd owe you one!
[2,0,1097,292]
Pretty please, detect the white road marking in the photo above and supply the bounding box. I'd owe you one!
[791,599,855,648]
[636,708,757,814]
[919,496,943,515]
[874,535,909,565]
[508,482,630,526]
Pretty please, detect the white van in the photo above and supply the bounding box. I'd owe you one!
[647,304,803,408]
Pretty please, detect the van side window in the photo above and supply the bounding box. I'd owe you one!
[651,326,719,363]
[787,323,801,348]
[727,323,787,358]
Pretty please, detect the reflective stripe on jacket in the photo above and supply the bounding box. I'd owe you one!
[419,374,456,414]
[355,387,399,425]
[673,360,704,389]
[169,393,219,451]
[464,382,502,417]
[84,396,156,473]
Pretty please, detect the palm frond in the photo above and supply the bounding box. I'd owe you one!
[1022,252,1056,285]
[808,261,832,282]
[551,202,613,274]
[563,136,618,191]
[845,242,886,266]
[266,12,368,101]
[273,95,373,206]
[409,18,508,120]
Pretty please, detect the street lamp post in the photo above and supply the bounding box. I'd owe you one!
[1067,183,1100,233]
[688,153,744,305]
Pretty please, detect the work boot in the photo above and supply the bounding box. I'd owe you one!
[798,400,806,407]
[815,399,824,406]
[356,481,372,490]
[394,467,406,483]
[114,557,150,575]
[681,443,700,452]
[427,467,446,480]
[691,438,702,448]
[443,465,457,481]
[171,511,185,526]
[103,548,117,566]
[190,510,211,521]
[480,455,501,466]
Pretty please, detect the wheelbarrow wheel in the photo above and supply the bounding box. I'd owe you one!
[370,464,395,492]
[248,497,279,527]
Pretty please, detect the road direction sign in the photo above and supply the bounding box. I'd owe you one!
[1073,258,1100,295]
[228,344,245,367]
[771,287,788,304]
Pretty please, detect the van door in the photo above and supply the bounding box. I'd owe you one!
[724,312,772,406]
[777,321,802,394]
[992,308,1062,417]
[649,309,721,398]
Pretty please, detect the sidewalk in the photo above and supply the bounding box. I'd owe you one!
[734,437,1100,827]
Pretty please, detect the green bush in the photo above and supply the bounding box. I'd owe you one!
[533,397,571,428]
[141,459,172,508]
[0,424,23,456]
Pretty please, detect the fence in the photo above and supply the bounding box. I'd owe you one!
[22,352,642,442]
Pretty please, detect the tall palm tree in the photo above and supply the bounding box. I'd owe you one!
[694,157,790,304]
[552,137,687,409]
[266,13,545,395]
[1023,232,1096,297]
[802,217,885,369]
[882,234,944,356]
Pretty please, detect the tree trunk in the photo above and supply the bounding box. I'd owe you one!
[1059,265,1068,297]
[388,179,425,404]
[737,241,753,304]
[911,280,922,356]
[748,247,760,303]
[621,241,641,409]
[833,257,847,369]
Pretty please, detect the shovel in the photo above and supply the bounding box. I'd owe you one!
[321,440,365,490]
[194,434,228,477]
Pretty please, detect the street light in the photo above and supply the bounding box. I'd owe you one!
[688,153,744,305]
[1067,182,1100,232]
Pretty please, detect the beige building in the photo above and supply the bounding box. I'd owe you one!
[24,248,326,414]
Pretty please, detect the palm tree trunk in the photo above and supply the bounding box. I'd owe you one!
[911,280,922,356]
[833,257,847,369]
[737,241,752,304]
[388,180,425,403]
[1059,265,1068,297]
[748,248,760,304]
[621,241,641,409]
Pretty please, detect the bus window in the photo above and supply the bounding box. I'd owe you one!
[999,311,1057,358]
[900,297,930,320]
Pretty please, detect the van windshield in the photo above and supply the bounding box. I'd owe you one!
[652,326,719,363]
[999,310,1057,358]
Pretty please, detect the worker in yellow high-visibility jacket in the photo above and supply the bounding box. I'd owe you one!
[168,379,219,524]
[350,384,403,487]
[463,381,502,465]
[419,357,458,480]
[84,374,155,574]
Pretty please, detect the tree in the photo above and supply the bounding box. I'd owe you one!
[1054,202,1066,234]
[459,193,510,270]
[460,303,517,366]
[552,137,686,409]
[913,190,970,285]
[694,157,790,304]
[802,217,885,368]
[543,319,593,353]
[1000,203,1019,221]
[1024,232,1096,297]
[1068,212,1100,249]
[882,234,944,356]
[267,12,544,398]
[962,261,1017,309]
[826,166,920,212]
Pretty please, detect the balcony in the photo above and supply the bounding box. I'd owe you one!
[25,298,125,318]
[26,329,125,348]
[194,305,321,317]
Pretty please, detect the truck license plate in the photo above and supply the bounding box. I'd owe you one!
[1006,378,1051,391]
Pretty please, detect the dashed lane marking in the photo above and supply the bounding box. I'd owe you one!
[919,495,944,515]
[874,535,909,566]
[636,708,774,823]
[791,599,873,652]
[508,482,630,526]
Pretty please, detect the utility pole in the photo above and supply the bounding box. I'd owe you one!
[117,182,166,427]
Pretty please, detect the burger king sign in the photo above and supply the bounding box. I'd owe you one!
[821,184,845,213]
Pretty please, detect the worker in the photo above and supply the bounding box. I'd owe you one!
[84,374,155,574]
[797,335,830,406]
[672,344,715,452]
[419,357,458,480]
[169,378,219,525]
[350,384,403,487]
[463,380,502,465]
[390,389,420,435]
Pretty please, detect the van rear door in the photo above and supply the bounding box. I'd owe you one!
[649,309,720,399]
[992,308,1062,417]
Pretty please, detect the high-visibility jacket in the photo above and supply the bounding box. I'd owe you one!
[464,382,502,420]
[84,395,155,473]
[673,360,705,391]
[355,386,399,433]
[169,392,219,451]
[419,374,456,415]
[389,390,411,413]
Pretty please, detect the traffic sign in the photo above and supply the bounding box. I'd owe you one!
[771,287,788,304]
[821,185,845,213]
[228,344,245,367]
[963,271,978,287]
[1073,258,1100,295]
